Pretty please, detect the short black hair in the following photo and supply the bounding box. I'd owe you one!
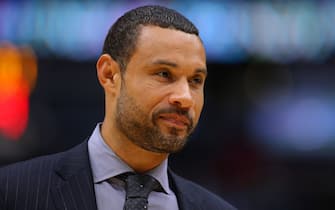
[102,5,199,71]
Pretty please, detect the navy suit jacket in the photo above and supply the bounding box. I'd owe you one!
[0,141,236,210]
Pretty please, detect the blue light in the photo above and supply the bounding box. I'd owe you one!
[248,95,335,154]
[1,1,335,62]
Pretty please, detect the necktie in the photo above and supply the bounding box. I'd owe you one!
[123,173,160,210]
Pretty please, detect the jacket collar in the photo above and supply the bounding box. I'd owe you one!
[168,169,201,210]
[50,140,201,210]
[51,141,98,210]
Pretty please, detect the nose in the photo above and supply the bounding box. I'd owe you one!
[168,79,194,109]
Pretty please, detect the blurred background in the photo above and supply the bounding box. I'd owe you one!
[1,0,335,209]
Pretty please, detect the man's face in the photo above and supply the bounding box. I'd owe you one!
[115,25,207,153]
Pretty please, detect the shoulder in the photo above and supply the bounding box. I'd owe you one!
[0,145,70,174]
[169,170,237,210]
[0,141,90,209]
[0,152,62,175]
[0,151,66,208]
[0,150,65,185]
[0,140,88,180]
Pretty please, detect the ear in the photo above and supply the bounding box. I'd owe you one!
[96,54,121,93]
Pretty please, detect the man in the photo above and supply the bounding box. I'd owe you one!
[0,5,236,210]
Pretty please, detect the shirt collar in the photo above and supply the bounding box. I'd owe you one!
[88,123,171,194]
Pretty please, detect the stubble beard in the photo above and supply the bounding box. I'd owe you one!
[115,84,195,154]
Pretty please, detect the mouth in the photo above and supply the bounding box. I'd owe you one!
[158,113,191,130]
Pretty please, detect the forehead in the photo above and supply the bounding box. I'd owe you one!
[129,25,206,69]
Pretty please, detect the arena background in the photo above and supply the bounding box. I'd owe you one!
[1,1,335,209]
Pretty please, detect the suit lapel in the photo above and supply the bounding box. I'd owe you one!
[168,169,201,210]
[51,141,97,210]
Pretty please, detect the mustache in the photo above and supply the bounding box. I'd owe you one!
[153,107,193,127]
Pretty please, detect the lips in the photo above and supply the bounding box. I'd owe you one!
[158,113,191,129]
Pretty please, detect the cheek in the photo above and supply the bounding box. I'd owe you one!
[141,83,170,105]
[193,93,204,117]
[132,87,163,115]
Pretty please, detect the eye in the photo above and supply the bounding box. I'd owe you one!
[190,76,204,86]
[153,70,173,82]
[157,71,170,78]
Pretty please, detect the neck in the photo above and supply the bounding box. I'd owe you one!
[101,120,168,173]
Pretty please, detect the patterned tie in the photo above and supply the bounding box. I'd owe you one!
[123,173,161,210]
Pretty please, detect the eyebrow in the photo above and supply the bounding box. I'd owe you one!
[152,59,208,76]
[152,59,178,67]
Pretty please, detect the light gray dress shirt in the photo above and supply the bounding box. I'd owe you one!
[88,124,179,210]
